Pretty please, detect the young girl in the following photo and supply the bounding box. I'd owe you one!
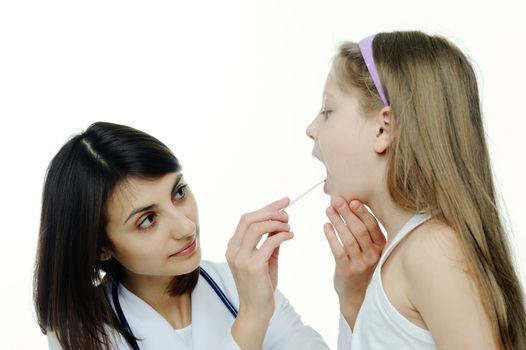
[307,31,526,349]
[34,122,329,350]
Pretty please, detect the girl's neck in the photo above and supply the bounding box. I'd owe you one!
[122,274,192,329]
[367,187,416,242]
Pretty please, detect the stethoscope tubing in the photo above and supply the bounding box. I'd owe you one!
[111,266,238,350]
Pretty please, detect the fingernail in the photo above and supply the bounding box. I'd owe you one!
[350,200,360,210]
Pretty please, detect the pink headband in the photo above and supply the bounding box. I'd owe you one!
[358,35,389,106]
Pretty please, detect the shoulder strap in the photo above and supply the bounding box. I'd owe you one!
[380,214,432,266]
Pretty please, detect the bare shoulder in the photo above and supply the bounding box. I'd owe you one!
[399,218,475,304]
[401,218,466,275]
[398,218,497,348]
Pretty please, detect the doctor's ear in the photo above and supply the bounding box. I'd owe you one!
[99,247,112,261]
[374,106,393,154]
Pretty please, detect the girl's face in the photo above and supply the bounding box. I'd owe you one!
[306,76,384,203]
[104,172,201,280]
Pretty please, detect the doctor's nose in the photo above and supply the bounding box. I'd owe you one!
[168,211,196,239]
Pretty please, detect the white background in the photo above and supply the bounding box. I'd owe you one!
[1,1,525,348]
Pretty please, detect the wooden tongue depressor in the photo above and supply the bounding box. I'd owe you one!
[286,179,325,209]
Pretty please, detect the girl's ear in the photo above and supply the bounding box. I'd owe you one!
[100,247,112,261]
[374,106,393,154]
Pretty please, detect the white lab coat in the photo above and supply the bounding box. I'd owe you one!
[47,260,330,349]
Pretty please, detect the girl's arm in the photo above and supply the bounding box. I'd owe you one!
[324,198,386,329]
[403,225,498,349]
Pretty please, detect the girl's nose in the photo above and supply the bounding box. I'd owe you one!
[306,118,317,140]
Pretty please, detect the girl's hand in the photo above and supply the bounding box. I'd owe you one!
[324,197,386,329]
[226,197,293,349]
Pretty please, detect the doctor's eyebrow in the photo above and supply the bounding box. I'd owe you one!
[123,173,183,225]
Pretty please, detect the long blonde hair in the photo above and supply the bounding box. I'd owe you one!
[332,31,525,349]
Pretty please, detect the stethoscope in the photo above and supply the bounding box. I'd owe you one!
[111,267,238,350]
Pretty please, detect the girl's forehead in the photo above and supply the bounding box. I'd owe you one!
[323,80,339,99]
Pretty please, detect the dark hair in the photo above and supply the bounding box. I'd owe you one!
[33,122,200,350]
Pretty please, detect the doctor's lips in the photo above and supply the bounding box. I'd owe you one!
[169,238,197,257]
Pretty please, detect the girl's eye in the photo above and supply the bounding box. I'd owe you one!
[138,213,156,230]
[320,108,332,120]
[173,184,188,201]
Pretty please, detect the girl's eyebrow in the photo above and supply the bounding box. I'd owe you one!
[123,174,183,224]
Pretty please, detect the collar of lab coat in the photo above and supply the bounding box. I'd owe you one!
[110,263,237,349]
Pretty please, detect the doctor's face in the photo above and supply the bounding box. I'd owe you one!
[104,172,201,280]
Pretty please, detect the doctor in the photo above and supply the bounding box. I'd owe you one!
[34,121,330,350]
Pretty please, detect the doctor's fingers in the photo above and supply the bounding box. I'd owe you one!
[257,231,294,262]
[227,220,290,263]
[238,220,291,255]
[326,206,361,259]
[229,198,290,247]
[349,201,386,247]
[230,231,292,275]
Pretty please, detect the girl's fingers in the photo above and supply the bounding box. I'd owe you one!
[333,197,373,253]
[326,206,361,259]
[349,200,386,246]
[323,223,347,261]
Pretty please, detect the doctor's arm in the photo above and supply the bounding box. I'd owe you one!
[47,331,61,350]
[262,289,329,349]
[46,329,129,350]
[226,198,294,350]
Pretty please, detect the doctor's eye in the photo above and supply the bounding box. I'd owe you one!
[138,213,157,230]
[172,184,188,202]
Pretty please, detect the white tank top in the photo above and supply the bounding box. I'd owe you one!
[350,214,437,349]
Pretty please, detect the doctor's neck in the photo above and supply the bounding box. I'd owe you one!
[122,272,192,327]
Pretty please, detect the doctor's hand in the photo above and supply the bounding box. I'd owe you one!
[324,197,386,330]
[226,197,293,350]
